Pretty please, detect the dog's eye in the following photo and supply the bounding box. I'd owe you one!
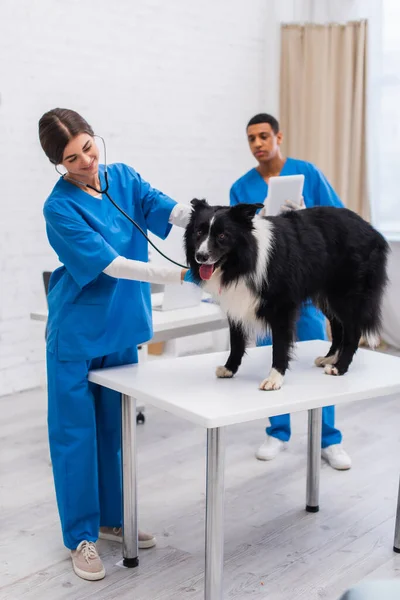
[196,230,203,238]
[218,233,225,241]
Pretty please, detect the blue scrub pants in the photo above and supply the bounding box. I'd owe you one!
[47,345,138,550]
[258,303,342,448]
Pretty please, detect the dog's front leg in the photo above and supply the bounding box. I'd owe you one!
[216,319,247,379]
[259,314,295,391]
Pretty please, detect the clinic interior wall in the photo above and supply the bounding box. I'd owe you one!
[0,0,387,396]
[0,0,275,396]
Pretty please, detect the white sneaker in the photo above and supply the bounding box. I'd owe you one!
[321,444,351,470]
[255,436,286,461]
[99,527,156,549]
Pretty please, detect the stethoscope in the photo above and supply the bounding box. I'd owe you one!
[56,135,187,269]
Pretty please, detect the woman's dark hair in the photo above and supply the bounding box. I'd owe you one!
[38,108,94,165]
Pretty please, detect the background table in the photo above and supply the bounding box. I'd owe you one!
[30,293,228,345]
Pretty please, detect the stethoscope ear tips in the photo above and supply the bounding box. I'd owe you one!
[55,164,68,177]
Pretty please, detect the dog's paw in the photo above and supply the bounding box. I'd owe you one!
[216,365,233,378]
[259,368,284,391]
[324,364,339,376]
[315,352,338,368]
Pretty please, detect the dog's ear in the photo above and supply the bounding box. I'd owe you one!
[191,198,209,210]
[230,202,264,221]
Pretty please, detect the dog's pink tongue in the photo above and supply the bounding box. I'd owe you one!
[199,264,214,280]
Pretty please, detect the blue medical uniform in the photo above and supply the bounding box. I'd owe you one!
[44,163,176,549]
[230,158,343,447]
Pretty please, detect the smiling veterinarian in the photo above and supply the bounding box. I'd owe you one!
[230,113,351,471]
[39,108,192,581]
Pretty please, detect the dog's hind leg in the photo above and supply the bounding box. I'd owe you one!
[259,309,296,391]
[315,317,343,367]
[324,320,361,376]
[216,319,247,379]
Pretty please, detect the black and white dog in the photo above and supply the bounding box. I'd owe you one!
[184,200,389,391]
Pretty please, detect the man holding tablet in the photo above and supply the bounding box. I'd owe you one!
[230,113,351,471]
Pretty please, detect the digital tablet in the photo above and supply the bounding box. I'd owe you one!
[264,174,305,216]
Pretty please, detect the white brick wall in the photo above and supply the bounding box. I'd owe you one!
[0,0,277,396]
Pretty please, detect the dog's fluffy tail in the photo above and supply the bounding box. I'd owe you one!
[362,330,381,349]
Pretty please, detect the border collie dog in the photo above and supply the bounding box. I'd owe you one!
[184,200,389,391]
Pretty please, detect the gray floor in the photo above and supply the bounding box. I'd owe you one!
[1,378,400,600]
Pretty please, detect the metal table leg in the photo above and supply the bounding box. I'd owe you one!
[394,476,400,553]
[306,407,322,513]
[205,427,226,600]
[121,394,139,567]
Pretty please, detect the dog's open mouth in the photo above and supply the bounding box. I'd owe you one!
[199,264,215,280]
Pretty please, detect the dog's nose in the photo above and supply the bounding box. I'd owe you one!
[196,251,210,263]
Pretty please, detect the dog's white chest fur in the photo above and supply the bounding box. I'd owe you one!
[202,217,273,333]
[204,273,261,328]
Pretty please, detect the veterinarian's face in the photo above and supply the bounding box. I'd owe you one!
[247,123,283,163]
[62,133,99,180]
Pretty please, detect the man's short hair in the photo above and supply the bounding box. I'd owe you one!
[247,113,280,135]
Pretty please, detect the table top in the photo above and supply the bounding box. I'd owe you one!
[30,294,227,342]
[88,340,400,428]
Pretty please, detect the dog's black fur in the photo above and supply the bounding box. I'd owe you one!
[184,200,389,388]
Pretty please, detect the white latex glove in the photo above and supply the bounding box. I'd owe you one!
[281,197,306,212]
[259,205,267,217]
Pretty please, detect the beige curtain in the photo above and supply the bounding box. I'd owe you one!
[279,20,369,220]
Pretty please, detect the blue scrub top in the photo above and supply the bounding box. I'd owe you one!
[230,157,344,209]
[43,163,176,361]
